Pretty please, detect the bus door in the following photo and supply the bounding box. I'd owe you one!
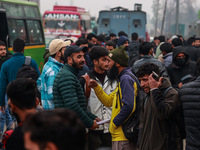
[0,9,9,47]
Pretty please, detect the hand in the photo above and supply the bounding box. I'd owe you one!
[0,106,5,113]
[88,79,98,88]
[90,120,99,130]
[149,73,163,89]
[95,117,101,122]
[178,82,183,88]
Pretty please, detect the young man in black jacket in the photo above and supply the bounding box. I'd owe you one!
[0,40,12,70]
[5,78,39,150]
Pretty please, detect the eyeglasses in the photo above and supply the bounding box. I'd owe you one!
[176,55,185,59]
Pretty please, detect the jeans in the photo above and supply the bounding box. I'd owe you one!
[0,95,12,136]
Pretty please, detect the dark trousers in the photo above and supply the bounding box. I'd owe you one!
[87,130,112,150]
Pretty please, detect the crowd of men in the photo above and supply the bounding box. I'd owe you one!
[0,31,200,150]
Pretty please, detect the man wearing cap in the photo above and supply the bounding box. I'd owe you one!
[53,45,99,129]
[37,39,71,110]
[89,45,138,150]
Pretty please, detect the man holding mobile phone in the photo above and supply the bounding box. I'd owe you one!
[136,63,182,150]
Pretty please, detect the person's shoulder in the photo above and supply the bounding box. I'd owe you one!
[1,57,13,69]
[30,58,37,64]
[121,69,136,82]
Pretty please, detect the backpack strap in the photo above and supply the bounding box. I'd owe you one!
[163,87,173,98]
[81,74,91,99]
[126,72,141,89]
[24,56,31,65]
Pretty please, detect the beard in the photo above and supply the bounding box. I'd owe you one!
[0,52,6,58]
[125,46,129,51]
[108,63,118,81]
[72,58,84,71]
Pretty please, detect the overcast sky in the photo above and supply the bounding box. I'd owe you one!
[40,0,153,18]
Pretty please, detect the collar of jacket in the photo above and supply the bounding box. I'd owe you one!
[64,63,79,75]
[48,57,64,67]
[159,77,172,90]
[142,55,154,59]
[117,67,130,80]
[163,52,172,59]
[13,52,24,57]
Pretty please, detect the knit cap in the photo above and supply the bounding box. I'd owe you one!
[108,45,129,67]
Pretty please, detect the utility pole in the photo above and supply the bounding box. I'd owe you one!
[155,0,160,36]
[175,0,179,34]
[161,0,167,35]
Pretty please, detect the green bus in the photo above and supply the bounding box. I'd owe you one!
[0,0,45,71]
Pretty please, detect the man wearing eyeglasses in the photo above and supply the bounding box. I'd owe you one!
[0,41,12,70]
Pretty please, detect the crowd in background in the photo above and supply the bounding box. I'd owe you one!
[0,30,200,150]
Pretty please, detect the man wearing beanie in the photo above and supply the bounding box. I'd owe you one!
[37,39,71,110]
[89,45,138,150]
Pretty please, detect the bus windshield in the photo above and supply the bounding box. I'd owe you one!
[45,20,80,30]
[44,13,81,36]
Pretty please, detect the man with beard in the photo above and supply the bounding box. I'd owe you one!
[5,78,39,150]
[37,39,71,110]
[89,45,138,150]
[117,36,129,55]
[80,46,117,150]
[0,41,12,70]
[167,46,198,89]
[53,45,99,129]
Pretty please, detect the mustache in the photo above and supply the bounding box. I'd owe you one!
[79,61,84,65]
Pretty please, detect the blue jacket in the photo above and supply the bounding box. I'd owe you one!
[0,53,40,106]
[37,57,64,110]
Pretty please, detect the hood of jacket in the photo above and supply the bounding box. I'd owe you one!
[117,36,129,47]
[159,77,172,90]
[172,46,189,62]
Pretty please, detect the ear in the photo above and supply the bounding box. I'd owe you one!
[35,97,39,107]
[115,63,120,67]
[44,142,58,150]
[56,51,61,57]
[8,99,16,112]
[67,56,72,65]
[93,59,98,65]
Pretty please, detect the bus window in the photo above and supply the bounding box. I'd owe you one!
[0,11,8,44]
[2,3,24,17]
[24,6,40,19]
[7,19,26,46]
[27,20,44,44]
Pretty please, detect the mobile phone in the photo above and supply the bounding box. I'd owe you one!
[152,71,159,81]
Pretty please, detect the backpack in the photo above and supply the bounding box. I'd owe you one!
[119,72,146,143]
[16,56,39,81]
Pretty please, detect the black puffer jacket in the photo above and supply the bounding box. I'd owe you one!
[184,46,200,62]
[167,46,198,88]
[0,52,12,70]
[179,77,200,150]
